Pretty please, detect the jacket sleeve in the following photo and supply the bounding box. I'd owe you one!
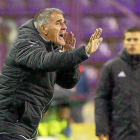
[15,38,88,71]
[94,63,113,136]
[56,66,81,89]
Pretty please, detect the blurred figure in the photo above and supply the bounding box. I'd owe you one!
[38,102,73,140]
[95,26,140,140]
[76,64,90,97]
[70,64,90,123]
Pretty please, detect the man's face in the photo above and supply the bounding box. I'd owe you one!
[41,13,67,46]
[124,32,140,55]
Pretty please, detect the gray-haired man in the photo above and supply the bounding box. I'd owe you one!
[0,8,102,140]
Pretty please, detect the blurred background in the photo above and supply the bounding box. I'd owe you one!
[0,0,140,139]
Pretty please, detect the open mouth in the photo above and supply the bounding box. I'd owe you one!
[59,33,64,39]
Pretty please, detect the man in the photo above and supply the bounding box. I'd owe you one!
[95,26,140,140]
[0,8,103,140]
[38,102,73,140]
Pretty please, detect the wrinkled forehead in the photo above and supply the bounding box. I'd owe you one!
[50,12,65,22]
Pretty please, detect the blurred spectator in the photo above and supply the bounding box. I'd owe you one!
[38,102,73,140]
[76,64,90,97]
[0,17,9,71]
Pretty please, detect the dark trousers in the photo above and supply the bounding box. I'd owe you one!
[0,134,26,140]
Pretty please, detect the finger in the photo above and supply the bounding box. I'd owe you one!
[63,32,67,42]
[69,32,73,45]
[96,28,102,39]
[63,44,71,51]
[66,32,70,44]
[90,34,95,43]
[90,30,98,41]
[91,39,98,52]
[72,38,76,49]
[97,37,103,46]
[92,29,99,40]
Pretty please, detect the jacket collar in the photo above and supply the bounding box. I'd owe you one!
[119,48,140,65]
[18,19,61,52]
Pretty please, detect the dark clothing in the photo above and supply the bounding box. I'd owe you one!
[0,19,88,139]
[0,134,26,140]
[95,48,140,140]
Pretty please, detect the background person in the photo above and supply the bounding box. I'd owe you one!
[95,26,140,140]
[38,102,73,140]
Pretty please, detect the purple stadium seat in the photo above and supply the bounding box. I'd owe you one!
[84,65,99,87]
[0,0,6,14]
[113,41,124,57]
[82,17,98,38]
[88,42,113,62]
[118,17,138,33]
[117,0,136,10]
[16,17,30,27]
[112,0,136,14]
[27,0,49,14]
[5,0,27,14]
[81,0,93,13]
[64,16,72,32]
[50,0,70,13]
[98,17,119,33]
[135,0,140,13]
[92,0,114,14]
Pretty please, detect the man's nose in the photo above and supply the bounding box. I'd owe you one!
[62,23,67,30]
[129,39,135,45]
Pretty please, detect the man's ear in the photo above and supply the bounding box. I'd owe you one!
[40,25,48,35]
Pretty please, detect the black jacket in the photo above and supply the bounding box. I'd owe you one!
[0,19,88,139]
[95,48,140,140]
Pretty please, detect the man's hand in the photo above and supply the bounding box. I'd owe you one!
[59,32,76,52]
[99,134,109,140]
[86,28,103,55]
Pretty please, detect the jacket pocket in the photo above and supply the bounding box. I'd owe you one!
[18,101,42,125]
[6,99,22,123]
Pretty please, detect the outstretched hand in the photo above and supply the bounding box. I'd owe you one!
[86,28,103,55]
[59,32,76,52]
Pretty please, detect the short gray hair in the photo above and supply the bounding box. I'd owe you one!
[34,8,64,31]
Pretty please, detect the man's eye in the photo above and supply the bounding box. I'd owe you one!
[134,38,138,41]
[127,39,131,41]
[56,22,60,25]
